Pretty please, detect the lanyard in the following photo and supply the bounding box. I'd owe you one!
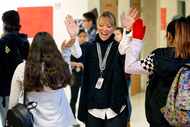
[96,42,113,77]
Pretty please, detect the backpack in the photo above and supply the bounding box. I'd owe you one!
[161,64,190,126]
[6,89,37,127]
[6,102,36,127]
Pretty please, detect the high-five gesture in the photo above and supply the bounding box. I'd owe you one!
[120,8,139,31]
[132,18,146,40]
[64,15,79,39]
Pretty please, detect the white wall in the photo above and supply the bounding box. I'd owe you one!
[118,0,130,26]
[87,0,100,15]
[159,0,177,47]
[159,0,190,47]
[186,0,190,15]
[87,0,130,27]
[0,0,88,49]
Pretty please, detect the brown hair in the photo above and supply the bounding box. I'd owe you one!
[166,19,178,47]
[2,10,21,32]
[24,32,71,92]
[98,11,116,27]
[115,27,123,34]
[175,17,190,58]
[83,8,98,25]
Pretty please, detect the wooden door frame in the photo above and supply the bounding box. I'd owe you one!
[100,0,118,25]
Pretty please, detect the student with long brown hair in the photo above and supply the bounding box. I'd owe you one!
[9,32,75,127]
[120,17,190,127]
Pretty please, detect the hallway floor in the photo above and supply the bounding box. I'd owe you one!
[130,92,149,127]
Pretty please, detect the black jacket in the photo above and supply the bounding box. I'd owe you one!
[78,34,130,122]
[0,32,29,96]
[71,42,87,86]
[145,47,190,127]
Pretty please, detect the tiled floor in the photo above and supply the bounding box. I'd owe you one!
[64,86,149,127]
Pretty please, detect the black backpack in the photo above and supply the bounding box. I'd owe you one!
[6,104,34,127]
[6,91,37,127]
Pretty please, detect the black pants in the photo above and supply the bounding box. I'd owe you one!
[86,113,128,127]
[70,71,83,116]
[70,84,80,116]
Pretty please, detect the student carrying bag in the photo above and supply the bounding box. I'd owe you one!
[161,64,190,126]
[6,89,37,127]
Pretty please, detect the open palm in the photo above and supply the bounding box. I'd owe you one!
[121,8,139,31]
[65,15,79,38]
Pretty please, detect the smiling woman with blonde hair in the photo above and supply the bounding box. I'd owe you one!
[73,9,141,127]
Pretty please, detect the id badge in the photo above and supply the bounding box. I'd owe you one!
[95,77,104,89]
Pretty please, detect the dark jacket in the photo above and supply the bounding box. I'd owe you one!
[145,47,190,127]
[71,42,86,86]
[78,34,130,123]
[0,32,29,96]
[87,25,96,43]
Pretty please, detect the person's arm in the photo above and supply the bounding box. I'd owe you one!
[61,38,82,63]
[122,18,150,74]
[70,38,82,58]
[71,61,84,70]
[63,15,82,58]
[9,62,25,109]
[61,48,71,65]
[125,39,153,74]
[119,8,138,55]
[118,29,132,55]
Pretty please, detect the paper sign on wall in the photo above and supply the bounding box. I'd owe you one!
[161,8,167,31]
[18,6,53,37]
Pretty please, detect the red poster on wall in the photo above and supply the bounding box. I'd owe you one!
[18,6,53,37]
[160,8,167,30]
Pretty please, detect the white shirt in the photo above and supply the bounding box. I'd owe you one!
[118,32,154,75]
[88,106,126,119]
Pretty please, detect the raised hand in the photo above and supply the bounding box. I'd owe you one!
[77,62,84,70]
[120,8,139,31]
[71,62,84,70]
[64,15,79,39]
[132,18,146,40]
[61,38,76,49]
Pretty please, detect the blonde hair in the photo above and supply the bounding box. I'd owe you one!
[175,17,190,58]
[98,11,116,27]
